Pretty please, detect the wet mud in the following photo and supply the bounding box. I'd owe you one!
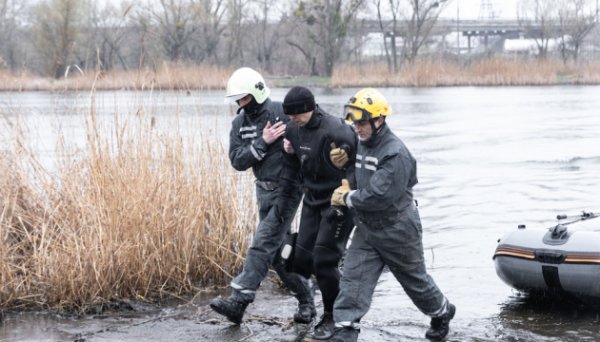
[0,277,467,342]
[4,274,599,342]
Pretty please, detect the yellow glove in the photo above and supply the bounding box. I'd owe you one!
[331,179,350,207]
[330,142,349,169]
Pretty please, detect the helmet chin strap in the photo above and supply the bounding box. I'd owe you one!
[365,118,385,143]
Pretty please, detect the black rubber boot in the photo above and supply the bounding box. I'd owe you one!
[293,301,317,323]
[308,311,335,340]
[293,278,316,323]
[425,303,456,340]
[330,326,359,342]
[209,296,249,325]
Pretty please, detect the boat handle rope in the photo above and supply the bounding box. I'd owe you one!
[554,211,598,226]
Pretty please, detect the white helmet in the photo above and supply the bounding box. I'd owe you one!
[225,67,270,104]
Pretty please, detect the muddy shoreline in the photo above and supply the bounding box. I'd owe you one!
[3,273,599,342]
[0,276,465,342]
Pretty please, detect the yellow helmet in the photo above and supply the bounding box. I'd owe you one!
[344,88,391,123]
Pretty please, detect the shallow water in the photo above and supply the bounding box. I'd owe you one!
[1,86,600,341]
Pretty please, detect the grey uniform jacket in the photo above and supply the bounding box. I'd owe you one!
[347,124,417,228]
[228,98,288,183]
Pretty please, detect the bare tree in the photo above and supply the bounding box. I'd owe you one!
[31,0,84,78]
[0,0,29,71]
[190,0,226,64]
[86,2,134,71]
[145,0,201,62]
[518,0,559,59]
[224,0,247,65]
[375,0,403,72]
[292,0,364,76]
[285,1,319,75]
[246,0,289,73]
[403,0,448,63]
[557,0,597,63]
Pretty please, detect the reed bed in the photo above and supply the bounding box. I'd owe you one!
[0,97,255,313]
[3,58,600,91]
[0,63,233,92]
[331,58,600,87]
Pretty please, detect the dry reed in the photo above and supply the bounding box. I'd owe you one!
[0,63,233,92]
[0,95,255,312]
[3,58,600,91]
[331,58,600,87]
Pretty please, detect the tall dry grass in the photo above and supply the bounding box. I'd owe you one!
[0,63,233,92]
[3,58,600,91]
[0,95,255,312]
[331,58,600,87]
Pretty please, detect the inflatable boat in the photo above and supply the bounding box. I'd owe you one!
[493,211,600,300]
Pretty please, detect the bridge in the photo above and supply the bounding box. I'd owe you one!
[361,18,579,53]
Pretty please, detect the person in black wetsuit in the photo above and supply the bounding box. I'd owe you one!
[277,86,356,340]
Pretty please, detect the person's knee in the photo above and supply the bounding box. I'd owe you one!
[292,245,313,278]
[313,245,342,277]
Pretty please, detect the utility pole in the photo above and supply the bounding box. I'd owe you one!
[456,0,460,55]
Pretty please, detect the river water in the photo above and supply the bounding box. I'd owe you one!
[1,86,599,341]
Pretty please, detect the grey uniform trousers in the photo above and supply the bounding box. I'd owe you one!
[231,184,311,302]
[334,203,447,326]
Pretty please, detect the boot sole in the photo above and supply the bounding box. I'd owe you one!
[209,303,242,325]
[304,330,335,341]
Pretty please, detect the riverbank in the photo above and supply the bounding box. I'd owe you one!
[2,270,599,341]
[0,105,254,313]
[1,58,600,92]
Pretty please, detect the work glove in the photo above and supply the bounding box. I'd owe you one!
[330,142,349,169]
[331,179,350,207]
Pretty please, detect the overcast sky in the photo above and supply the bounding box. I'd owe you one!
[439,0,519,20]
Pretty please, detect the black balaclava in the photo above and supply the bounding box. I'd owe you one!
[238,96,262,118]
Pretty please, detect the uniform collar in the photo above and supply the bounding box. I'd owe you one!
[304,105,323,129]
[239,98,271,119]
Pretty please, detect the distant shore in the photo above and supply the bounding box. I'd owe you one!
[1,58,600,92]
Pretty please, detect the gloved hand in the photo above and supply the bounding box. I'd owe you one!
[326,206,347,224]
[331,179,350,207]
[330,142,349,169]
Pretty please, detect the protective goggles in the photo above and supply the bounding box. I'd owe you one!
[344,105,373,123]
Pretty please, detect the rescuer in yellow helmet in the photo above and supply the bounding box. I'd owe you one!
[326,88,456,341]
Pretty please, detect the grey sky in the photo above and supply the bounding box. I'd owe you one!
[439,0,519,20]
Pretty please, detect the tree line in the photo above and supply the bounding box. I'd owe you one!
[0,0,598,79]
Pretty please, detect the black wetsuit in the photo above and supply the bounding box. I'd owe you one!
[278,105,356,313]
